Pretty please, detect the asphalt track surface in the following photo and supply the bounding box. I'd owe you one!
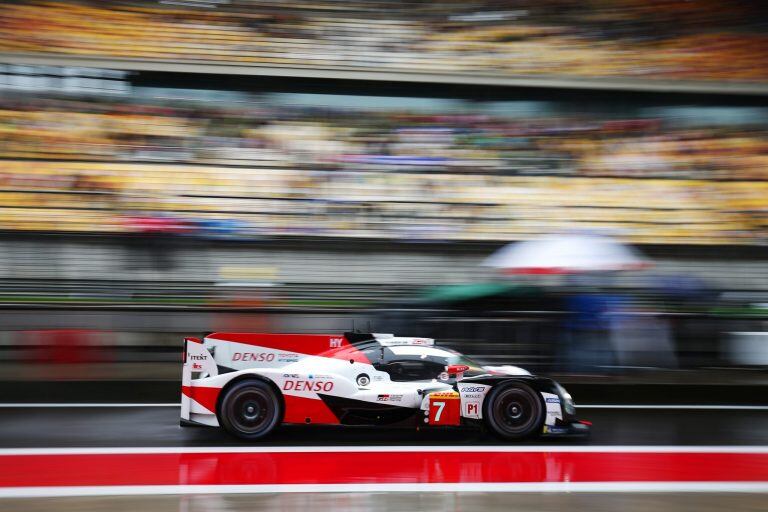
[1,406,767,511]
[1,406,767,447]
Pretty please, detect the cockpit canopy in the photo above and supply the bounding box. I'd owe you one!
[360,343,485,382]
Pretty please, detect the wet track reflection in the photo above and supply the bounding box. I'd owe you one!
[0,406,767,508]
[2,449,768,490]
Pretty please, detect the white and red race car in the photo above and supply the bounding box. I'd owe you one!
[181,332,589,440]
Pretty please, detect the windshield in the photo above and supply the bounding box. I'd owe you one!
[362,343,491,380]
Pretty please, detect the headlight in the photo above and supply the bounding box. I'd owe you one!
[554,382,576,415]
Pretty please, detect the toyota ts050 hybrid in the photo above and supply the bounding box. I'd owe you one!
[181,332,589,440]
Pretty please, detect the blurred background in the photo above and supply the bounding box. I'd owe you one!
[0,0,767,399]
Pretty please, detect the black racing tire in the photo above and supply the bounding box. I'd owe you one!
[482,382,545,441]
[218,379,282,440]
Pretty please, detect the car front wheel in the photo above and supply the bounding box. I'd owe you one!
[483,382,544,440]
[218,379,282,440]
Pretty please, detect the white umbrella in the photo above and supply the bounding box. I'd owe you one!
[483,233,651,274]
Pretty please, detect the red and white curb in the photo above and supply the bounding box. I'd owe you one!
[1,446,767,497]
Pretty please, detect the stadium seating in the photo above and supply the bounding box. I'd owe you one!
[0,1,766,83]
[0,94,766,245]
[0,157,763,244]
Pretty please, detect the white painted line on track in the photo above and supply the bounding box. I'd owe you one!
[2,446,768,456]
[0,403,180,408]
[1,482,767,497]
[580,405,768,410]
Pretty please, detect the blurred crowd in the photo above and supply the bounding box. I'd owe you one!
[1,0,767,83]
[0,92,766,244]
[0,1,765,384]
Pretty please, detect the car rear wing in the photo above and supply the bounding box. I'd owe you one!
[181,337,218,420]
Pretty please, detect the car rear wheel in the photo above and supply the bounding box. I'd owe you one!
[218,380,282,440]
[483,382,544,440]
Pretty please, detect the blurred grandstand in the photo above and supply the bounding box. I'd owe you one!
[1,0,767,88]
[0,0,766,379]
[0,91,766,244]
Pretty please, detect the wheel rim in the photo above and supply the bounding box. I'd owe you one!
[491,388,538,435]
[228,387,274,435]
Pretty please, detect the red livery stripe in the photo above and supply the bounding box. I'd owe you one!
[1,451,766,488]
[282,395,340,424]
[206,333,370,363]
[181,386,220,414]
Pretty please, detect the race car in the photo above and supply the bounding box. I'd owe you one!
[181,331,589,440]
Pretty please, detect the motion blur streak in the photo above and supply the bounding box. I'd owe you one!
[0,0,767,510]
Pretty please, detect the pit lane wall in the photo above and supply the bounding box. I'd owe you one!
[0,236,766,292]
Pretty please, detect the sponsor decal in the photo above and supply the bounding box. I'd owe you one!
[192,363,202,370]
[438,372,449,381]
[189,354,208,361]
[329,338,343,348]
[282,380,334,392]
[430,391,460,399]
[543,425,569,435]
[460,386,486,393]
[542,391,563,426]
[372,375,384,382]
[278,353,300,362]
[232,352,275,362]
[462,393,483,399]
[283,374,299,378]
[377,394,403,402]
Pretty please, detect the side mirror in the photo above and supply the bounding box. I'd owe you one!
[446,364,470,381]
